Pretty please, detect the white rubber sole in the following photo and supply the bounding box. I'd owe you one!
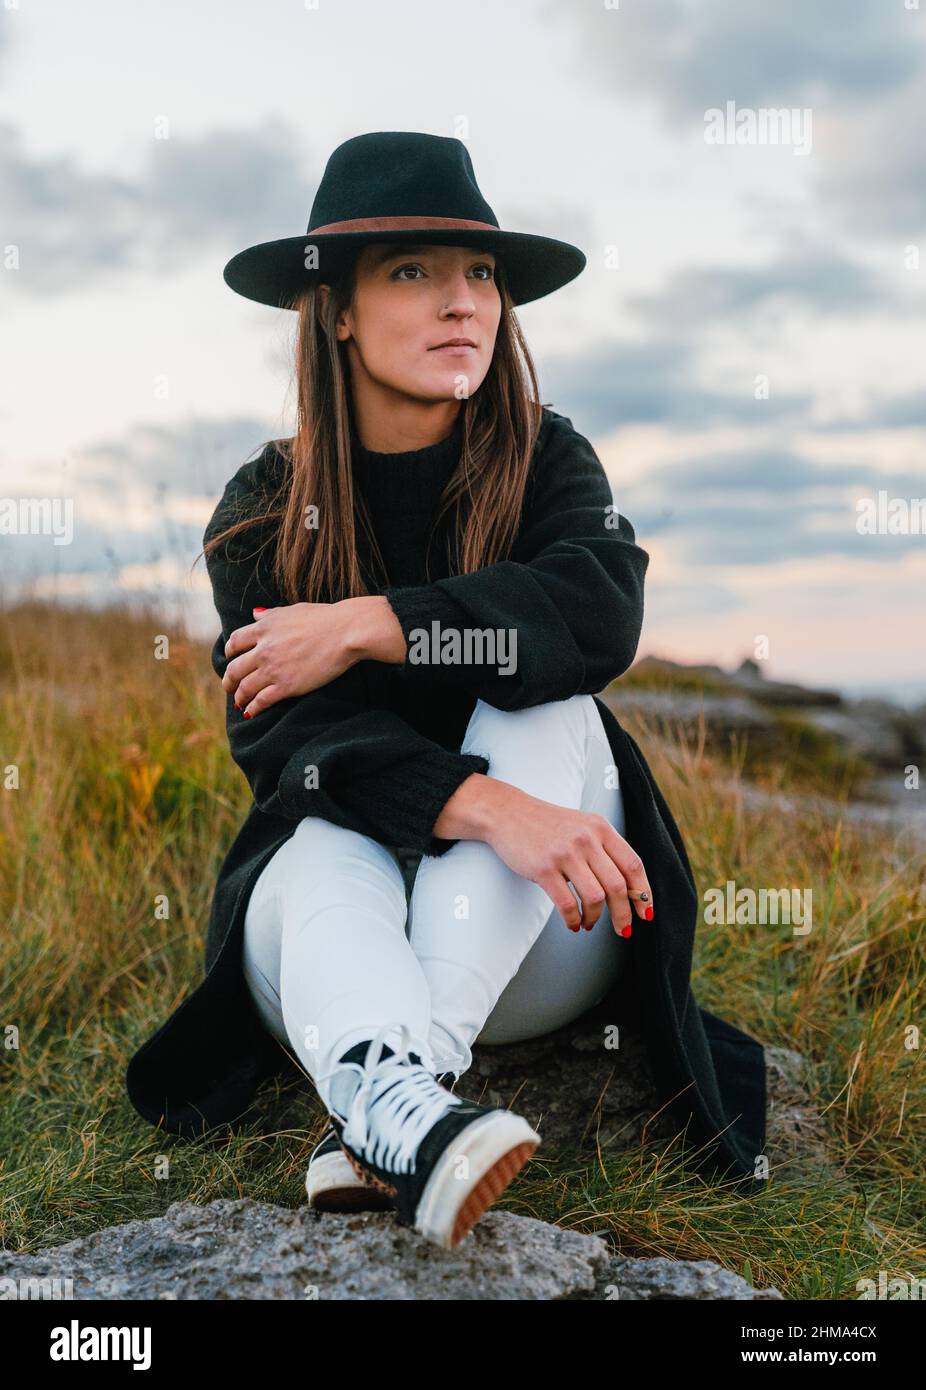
[414,1110,541,1250]
[305,1149,392,1212]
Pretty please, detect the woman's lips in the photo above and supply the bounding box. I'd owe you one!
[429,344,477,357]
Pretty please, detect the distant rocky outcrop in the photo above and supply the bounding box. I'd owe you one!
[603,655,926,833]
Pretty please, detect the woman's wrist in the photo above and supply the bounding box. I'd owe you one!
[339,594,407,666]
[433,773,522,843]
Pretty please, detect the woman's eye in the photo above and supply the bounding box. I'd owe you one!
[391,262,496,281]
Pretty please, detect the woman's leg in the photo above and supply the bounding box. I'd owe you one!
[241,816,439,1117]
[241,696,627,1111]
[408,695,627,1076]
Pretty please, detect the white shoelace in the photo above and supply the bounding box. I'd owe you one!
[316,1022,464,1173]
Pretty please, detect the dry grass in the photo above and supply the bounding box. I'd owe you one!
[1,600,924,1297]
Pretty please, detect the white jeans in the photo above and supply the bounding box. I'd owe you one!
[241,693,627,1115]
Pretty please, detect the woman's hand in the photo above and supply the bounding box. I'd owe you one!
[222,602,357,717]
[481,783,653,935]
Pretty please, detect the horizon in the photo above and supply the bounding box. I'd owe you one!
[1,0,924,705]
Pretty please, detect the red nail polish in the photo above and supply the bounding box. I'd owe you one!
[243,709,251,718]
[645,906,654,921]
[621,923,632,937]
[253,607,267,614]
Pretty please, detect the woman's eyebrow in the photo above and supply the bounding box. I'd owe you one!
[372,244,426,262]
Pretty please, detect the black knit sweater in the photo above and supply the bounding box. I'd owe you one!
[204,405,650,860]
[127,409,768,1177]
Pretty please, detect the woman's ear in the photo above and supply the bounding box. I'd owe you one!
[316,281,353,342]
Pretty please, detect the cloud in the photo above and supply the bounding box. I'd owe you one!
[2,415,277,589]
[83,416,277,494]
[631,446,926,564]
[552,0,926,237]
[814,388,926,432]
[0,117,310,296]
[553,0,919,124]
[813,83,926,236]
[623,244,901,331]
[542,338,811,434]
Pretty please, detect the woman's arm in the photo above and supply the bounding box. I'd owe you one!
[204,466,490,858]
[356,410,650,710]
[432,759,655,934]
[206,452,654,930]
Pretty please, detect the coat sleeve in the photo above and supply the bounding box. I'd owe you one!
[380,410,649,710]
[204,458,490,858]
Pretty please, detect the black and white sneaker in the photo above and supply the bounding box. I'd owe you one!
[305,1067,460,1212]
[305,1120,394,1212]
[316,1024,541,1249]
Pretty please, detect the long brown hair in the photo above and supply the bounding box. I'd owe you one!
[201,251,545,604]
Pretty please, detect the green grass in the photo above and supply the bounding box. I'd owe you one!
[1,601,924,1297]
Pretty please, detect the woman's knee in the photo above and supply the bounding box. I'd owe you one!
[461,693,596,752]
[268,815,408,925]
[459,694,599,805]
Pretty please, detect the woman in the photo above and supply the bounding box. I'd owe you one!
[125,131,767,1251]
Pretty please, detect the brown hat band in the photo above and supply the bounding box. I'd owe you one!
[307,215,499,235]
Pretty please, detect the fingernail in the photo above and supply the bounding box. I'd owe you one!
[645,906,654,921]
[243,710,251,718]
[621,923,632,937]
[253,607,267,613]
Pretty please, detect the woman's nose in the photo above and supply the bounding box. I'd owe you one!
[440,272,477,310]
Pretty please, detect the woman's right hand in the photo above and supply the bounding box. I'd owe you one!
[482,785,653,935]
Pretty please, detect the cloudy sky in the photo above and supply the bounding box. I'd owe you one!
[2,0,925,703]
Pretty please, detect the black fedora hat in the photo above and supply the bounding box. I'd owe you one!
[222,130,586,310]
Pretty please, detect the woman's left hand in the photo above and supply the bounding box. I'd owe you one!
[222,602,356,717]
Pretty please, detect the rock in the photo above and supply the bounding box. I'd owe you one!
[458,1009,682,1154]
[0,1200,782,1300]
[713,773,926,840]
[600,1254,783,1300]
[5,1010,810,1301]
[796,702,926,769]
[458,1014,837,1188]
[609,656,926,777]
[607,687,770,733]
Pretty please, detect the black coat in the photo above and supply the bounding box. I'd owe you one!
[125,407,766,1182]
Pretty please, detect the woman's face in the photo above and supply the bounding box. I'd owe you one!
[330,242,502,404]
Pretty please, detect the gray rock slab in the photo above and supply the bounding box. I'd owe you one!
[0,1201,782,1300]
